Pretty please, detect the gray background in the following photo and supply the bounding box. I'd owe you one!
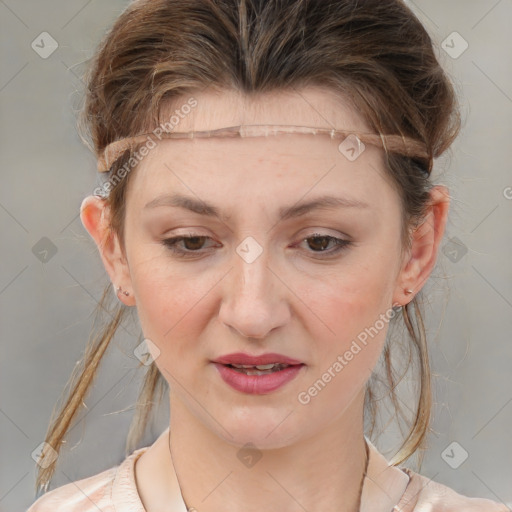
[1,1,511,511]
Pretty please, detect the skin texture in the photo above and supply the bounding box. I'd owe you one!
[80,87,451,512]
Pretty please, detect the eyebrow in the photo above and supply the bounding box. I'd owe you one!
[143,193,370,221]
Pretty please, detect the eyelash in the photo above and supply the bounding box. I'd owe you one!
[161,233,352,258]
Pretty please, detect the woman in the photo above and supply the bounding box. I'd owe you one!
[27,0,509,510]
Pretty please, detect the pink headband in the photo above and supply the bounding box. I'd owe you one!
[97,124,430,173]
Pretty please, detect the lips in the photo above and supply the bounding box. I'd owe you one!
[212,361,305,394]
[212,352,303,366]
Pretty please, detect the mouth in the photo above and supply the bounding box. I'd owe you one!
[211,353,305,393]
[212,361,306,394]
[223,362,302,375]
[212,352,304,367]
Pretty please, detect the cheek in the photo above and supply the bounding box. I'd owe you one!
[307,258,394,329]
[129,256,217,358]
[302,257,395,373]
[301,282,391,414]
[312,290,388,365]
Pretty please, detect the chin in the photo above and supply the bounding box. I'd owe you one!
[212,412,309,450]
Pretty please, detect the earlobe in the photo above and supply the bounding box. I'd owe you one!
[392,185,450,306]
[80,195,135,306]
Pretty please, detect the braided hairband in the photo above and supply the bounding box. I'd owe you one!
[96,124,431,174]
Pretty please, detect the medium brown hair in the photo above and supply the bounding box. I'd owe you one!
[35,0,460,493]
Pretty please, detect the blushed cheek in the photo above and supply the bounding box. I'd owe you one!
[319,296,385,347]
[310,297,388,407]
[308,265,392,364]
[131,266,215,361]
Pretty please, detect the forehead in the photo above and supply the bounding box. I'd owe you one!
[125,86,394,213]
[157,86,371,134]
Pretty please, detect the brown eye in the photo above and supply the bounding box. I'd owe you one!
[306,235,332,251]
[162,235,218,257]
[180,236,207,251]
[298,234,352,256]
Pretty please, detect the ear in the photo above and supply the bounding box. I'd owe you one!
[80,195,135,307]
[392,185,450,307]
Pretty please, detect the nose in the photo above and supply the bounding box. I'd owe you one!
[217,247,291,340]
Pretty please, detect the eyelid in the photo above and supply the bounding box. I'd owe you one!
[161,230,353,258]
[293,232,352,255]
[299,228,351,239]
[161,234,219,257]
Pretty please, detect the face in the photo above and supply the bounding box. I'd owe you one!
[87,87,419,449]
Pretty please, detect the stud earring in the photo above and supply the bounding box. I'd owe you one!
[404,288,414,295]
[113,284,130,296]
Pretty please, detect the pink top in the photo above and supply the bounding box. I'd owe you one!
[26,437,509,512]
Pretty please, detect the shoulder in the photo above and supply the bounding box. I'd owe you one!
[26,464,118,512]
[397,467,511,512]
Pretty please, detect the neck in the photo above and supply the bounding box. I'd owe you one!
[167,391,368,512]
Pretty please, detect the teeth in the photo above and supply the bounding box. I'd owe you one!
[256,363,278,370]
[242,368,275,375]
[231,363,288,370]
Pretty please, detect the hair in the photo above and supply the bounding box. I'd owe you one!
[35,0,460,494]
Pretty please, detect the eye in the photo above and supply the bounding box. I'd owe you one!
[161,232,352,259]
[296,233,352,256]
[162,234,218,257]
